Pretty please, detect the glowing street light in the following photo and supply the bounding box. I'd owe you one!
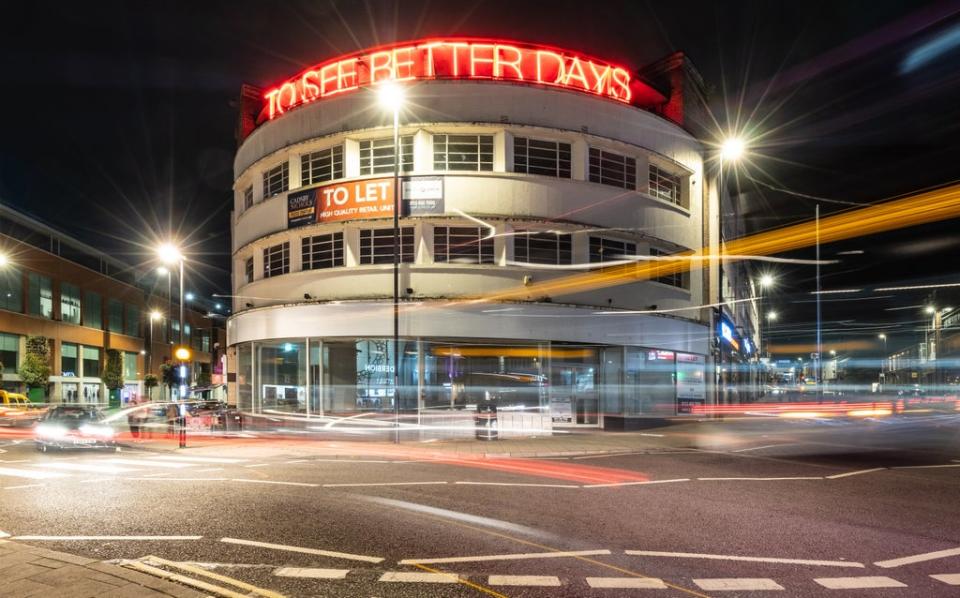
[759,273,775,288]
[157,243,183,265]
[926,305,936,314]
[767,311,778,321]
[185,292,195,301]
[0,253,8,267]
[721,137,746,162]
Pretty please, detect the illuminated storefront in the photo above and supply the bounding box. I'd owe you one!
[228,38,719,431]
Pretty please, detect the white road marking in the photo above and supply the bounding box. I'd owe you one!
[3,484,45,490]
[0,467,69,479]
[697,477,823,481]
[694,578,785,591]
[875,547,960,568]
[892,464,960,469]
[399,549,611,565]
[640,433,665,437]
[220,537,383,563]
[586,577,667,589]
[583,478,689,488]
[13,536,203,542]
[488,575,561,586]
[323,481,448,488]
[379,571,459,583]
[285,460,309,464]
[814,576,907,589]
[931,573,960,585]
[107,458,196,469]
[826,468,887,479]
[231,479,319,487]
[244,463,271,468]
[34,463,137,474]
[150,455,248,464]
[625,550,864,568]
[454,481,580,489]
[731,444,786,452]
[0,530,9,538]
[274,567,350,579]
[0,459,29,463]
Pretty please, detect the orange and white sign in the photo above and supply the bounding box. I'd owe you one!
[288,177,395,227]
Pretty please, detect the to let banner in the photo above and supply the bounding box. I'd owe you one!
[288,178,395,227]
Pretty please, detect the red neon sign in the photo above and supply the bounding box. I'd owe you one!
[260,38,665,123]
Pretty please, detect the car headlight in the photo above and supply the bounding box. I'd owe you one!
[35,424,69,439]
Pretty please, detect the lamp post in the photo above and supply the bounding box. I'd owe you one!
[717,137,746,406]
[378,83,404,443]
[157,266,171,342]
[157,243,185,399]
[878,333,887,385]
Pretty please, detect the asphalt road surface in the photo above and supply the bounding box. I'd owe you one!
[2,415,960,597]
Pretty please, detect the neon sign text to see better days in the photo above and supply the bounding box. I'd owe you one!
[261,38,661,122]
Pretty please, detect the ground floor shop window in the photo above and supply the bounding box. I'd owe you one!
[234,338,706,424]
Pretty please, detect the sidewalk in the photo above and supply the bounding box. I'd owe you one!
[0,539,202,598]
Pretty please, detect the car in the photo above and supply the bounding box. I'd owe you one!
[34,406,117,451]
[0,390,44,427]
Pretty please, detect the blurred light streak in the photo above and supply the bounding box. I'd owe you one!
[431,347,592,358]
[902,23,960,73]
[768,340,876,352]
[875,282,960,292]
[811,289,862,294]
[595,296,757,316]
[463,183,960,304]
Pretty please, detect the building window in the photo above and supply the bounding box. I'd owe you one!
[302,145,344,184]
[650,248,688,289]
[302,232,344,270]
[123,352,137,380]
[263,242,289,278]
[359,228,415,265]
[359,137,413,175]
[649,164,682,205]
[124,304,140,337]
[107,299,124,333]
[0,267,22,313]
[589,236,636,263]
[28,273,53,319]
[81,346,100,378]
[59,282,81,324]
[589,147,636,189]
[434,226,495,264]
[433,134,494,171]
[244,257,254,284]
[513,138,571,178]
[61,342,78,376]
[243,185,253,210]
[262,162,289,199]
[83,291,102,329]
[514,231,573,265]
[171,319,180,344]
[0,333,19,371]
[184,323,191,344]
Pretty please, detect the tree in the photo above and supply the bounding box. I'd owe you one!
[102,349,124,408]
[159,362,176,400]
[18,336,51,402]
[144,374,159,400]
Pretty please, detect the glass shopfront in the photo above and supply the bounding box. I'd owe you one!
[235,337,706,425]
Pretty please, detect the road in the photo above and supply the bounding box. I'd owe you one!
[1,415,960,597]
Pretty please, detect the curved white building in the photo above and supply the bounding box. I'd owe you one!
[228,39,723,431]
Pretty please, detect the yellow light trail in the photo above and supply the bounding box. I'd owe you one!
[464,183,960,303]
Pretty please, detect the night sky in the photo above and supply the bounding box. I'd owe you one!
[2,0,959,356]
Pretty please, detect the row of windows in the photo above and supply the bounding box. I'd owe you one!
[245,229,688,289]
[0,269,142,335]
[244,135,685,208]
[0,334,141,380]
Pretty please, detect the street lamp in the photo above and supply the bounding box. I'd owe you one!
[717,137,747,406]
[157,242,186,400]
[0,253,8,267]
[878,333,887,382]
[378,82,404,442]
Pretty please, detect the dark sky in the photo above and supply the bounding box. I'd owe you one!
[1,0,959,356]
